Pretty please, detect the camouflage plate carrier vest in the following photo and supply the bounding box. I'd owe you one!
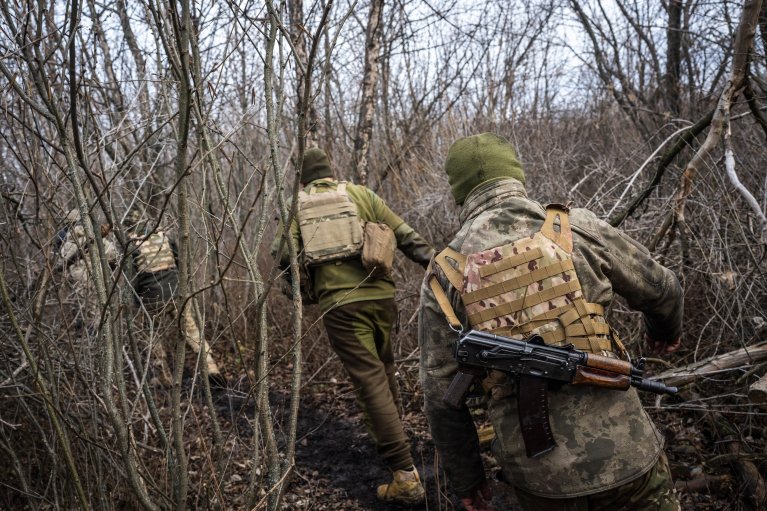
[134,232,176,274]
[431,204,621,357]
[297,181,363,266]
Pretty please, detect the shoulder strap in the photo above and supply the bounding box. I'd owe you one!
[432,247,465,290]
[428,274,463,331]
[540,203,573,254]
[428,247,467,331]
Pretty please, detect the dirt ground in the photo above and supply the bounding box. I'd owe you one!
[204,364,746,511]
[209,371,521,510]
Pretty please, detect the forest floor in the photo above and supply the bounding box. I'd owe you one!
[200,361,743,511]
[206,370,519,511]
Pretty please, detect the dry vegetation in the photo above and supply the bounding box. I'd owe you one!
[0,0,766,510]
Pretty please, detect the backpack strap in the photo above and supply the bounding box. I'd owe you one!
[540,203,573,254]
[428,247,467,331]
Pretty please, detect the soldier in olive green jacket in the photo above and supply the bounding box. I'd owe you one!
[419,133,683,510]
[272,148,434,505]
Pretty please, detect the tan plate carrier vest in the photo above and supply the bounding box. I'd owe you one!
[429,204,624,357]
[134,232,176,274]
[297,181,363,266]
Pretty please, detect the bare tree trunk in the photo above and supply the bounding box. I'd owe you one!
[323,16,334,155]
[353,0,384,184]
[673,0,764,238]
[289,0,318,145]
[262,2,333,508]
[186,13,229,477]
[246,5,283,509]
[665,0,683,116]
[167,0,193,506]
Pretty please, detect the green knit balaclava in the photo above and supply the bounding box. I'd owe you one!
[301,148,334,184]
[444,133,525,205]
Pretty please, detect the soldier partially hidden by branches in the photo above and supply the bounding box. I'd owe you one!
[54,208,117,335]
[124,210,225,388]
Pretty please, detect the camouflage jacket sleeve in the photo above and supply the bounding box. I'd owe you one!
[365,188,435,267]
[418,267,486,497]
[575,210,684,343]
[57,225,118,270]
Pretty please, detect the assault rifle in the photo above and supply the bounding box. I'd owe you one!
[444,330,677,458]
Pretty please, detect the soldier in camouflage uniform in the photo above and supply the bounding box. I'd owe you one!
[272,148,435,505]
[125,212,224,388]
[55,208,117,334]
[419,133,683,510]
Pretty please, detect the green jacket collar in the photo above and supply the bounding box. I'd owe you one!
[304,178,338,191]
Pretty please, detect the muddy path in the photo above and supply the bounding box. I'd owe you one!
[210,376,520,510]
[207,373,739,511]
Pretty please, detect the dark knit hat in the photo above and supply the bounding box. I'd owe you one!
[444,133,525,205]
[301,148,334,184]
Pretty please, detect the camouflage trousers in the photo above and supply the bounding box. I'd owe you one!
[513,452,680,511]
[140,301,221,385]
[322,298,414,472]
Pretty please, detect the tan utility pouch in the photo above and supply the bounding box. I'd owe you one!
[361,222,396,279]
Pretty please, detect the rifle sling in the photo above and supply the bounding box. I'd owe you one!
[517,375,556,458]
[428,274,462,330]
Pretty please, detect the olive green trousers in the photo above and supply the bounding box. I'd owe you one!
[323,298,414,471]
[514,452,680,510]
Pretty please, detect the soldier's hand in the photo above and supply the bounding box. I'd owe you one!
[461,479,493,511]
[645,335,681,355]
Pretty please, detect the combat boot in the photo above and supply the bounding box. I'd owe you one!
[376,466,425,506]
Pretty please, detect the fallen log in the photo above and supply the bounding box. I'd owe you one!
[702,411,767,510]
[654,342,767,387]
[727,440,767,509]
[748,373,767,407]
[675,474,731,493]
